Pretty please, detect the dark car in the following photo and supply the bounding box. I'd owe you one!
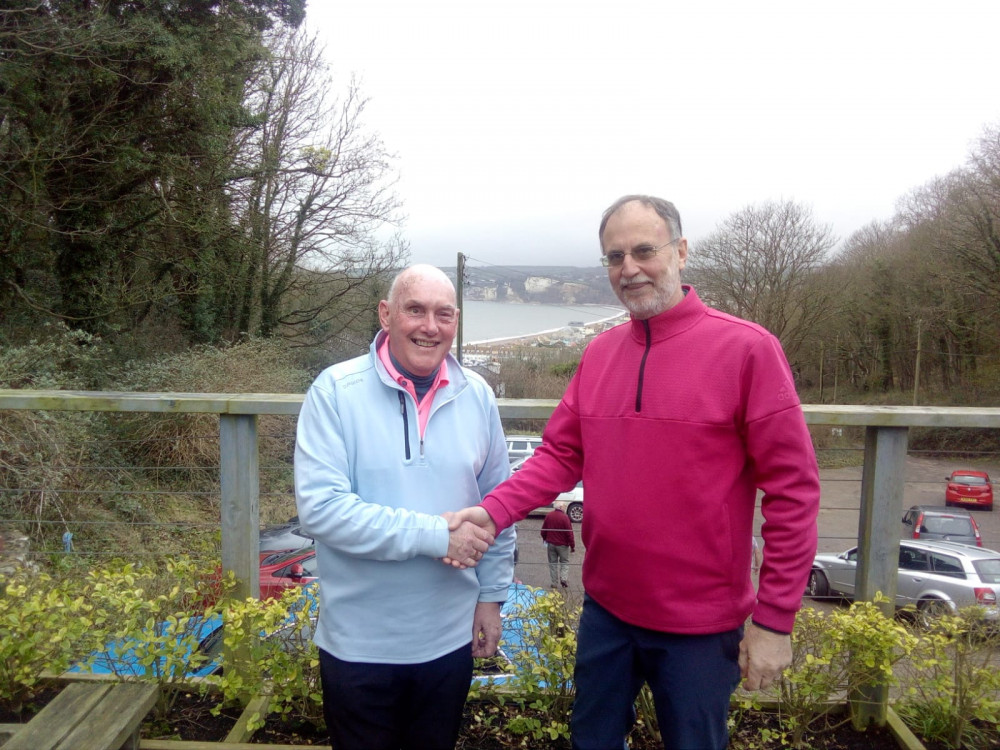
[259,515,313,552]
[945,470,994,511]
[901,505,982,547]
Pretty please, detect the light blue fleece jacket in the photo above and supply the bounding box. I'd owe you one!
[294,332,515,664]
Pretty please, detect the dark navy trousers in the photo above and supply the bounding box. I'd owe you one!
[572,596,742,750]
[319,643,473,750]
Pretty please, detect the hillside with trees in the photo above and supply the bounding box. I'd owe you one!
[1,0,402,360]
[2,1,998,402]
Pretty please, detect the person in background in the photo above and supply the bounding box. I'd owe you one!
[295,264,516,750]
[540,500,575,588]
[445,195,820,750]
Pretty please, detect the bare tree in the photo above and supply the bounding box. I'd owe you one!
[893,145,1000,391]
[223,27,408,346]
[688,200,838,363]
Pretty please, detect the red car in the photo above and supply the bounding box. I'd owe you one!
[945,470,993,511]
[258,547,318,599]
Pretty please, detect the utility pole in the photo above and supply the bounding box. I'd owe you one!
[819,342,825,404]
[456,252,465,365]
[913,318,922,406]
[832,335,839,404]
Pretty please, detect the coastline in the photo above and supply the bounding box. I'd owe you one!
[460,308,628,349]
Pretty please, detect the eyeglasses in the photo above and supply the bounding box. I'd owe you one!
[600,238,679,267]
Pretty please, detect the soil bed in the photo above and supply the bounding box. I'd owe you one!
[2,688,921,749]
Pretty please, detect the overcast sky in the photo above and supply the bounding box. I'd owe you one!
[305,0,1000,269]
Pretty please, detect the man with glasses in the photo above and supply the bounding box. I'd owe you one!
[446,196,820,749]
[296,264,515,750]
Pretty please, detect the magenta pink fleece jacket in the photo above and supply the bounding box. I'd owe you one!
[481,287,820,635]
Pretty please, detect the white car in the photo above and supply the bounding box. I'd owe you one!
[506,435,543,464]
[510,457,583,523]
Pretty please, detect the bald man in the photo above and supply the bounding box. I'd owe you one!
[295,265,516,750]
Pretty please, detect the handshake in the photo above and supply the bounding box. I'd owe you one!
[440,507,497,569]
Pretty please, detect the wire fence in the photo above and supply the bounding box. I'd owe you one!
[3,426,998,568]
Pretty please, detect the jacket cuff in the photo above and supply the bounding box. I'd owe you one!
[479,499,510,533]
[751,619,791,636]
[751,600,797,635]
[424,517,451,558]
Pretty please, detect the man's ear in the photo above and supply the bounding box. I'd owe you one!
[676,238,689,269]
[377,300,391,331]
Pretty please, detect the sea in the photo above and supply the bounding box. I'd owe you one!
[459,301,626,345]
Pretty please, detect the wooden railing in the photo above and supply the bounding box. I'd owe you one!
[2,389,1000,726]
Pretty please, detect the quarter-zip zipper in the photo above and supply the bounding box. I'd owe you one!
[636,319,652,412]
[397,391,411,459]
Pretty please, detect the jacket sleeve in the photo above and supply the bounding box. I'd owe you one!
[294,380,449,561]
[743,335,821,633]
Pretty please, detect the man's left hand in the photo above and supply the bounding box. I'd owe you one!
[738,622,791,691]
[471,601,502,658]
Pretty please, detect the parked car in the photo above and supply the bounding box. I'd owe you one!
[556,483,584,523]
[945,470,994,511]
[806,539,1000,627]
[901,505,982,547]
[511,458,583,523]
[259,515,313,552]
[506,435,543,464]
[259,547,319,599]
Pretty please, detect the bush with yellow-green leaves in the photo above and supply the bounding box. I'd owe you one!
[895,608,1000,750]
[1,557,233,719]
[206,584,323,733]
[729,597,919,750]
[0,571,95,712]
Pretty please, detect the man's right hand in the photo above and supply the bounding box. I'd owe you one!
[440,508,498,568]
[442,518,494,569]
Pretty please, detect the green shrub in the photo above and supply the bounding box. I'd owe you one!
[895,609,1000,749]
[0,323,107,531]
[208,584,323,732]
[476,588,578,744]
[0,321,106,390]
[0,571,96,712]
[772,598,917,749]
[72,557,233,718]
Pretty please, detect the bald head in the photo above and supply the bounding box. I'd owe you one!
[387,264,456,307]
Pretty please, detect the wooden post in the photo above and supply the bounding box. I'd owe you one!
[219,414,260,600]
[850,425,907,729]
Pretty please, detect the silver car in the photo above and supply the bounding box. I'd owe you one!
[806,539,1000,627]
